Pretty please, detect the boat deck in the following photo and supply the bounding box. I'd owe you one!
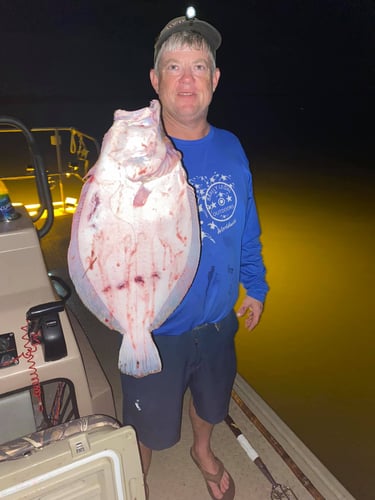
[37,214,355,500]
[64,270,354,500]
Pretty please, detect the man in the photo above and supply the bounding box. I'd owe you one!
[121,10,269,500]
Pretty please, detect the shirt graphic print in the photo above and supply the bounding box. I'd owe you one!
[190,172,237,244]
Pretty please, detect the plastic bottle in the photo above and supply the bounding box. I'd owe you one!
[0,179,20,221]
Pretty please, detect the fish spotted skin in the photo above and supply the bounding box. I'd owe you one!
[68,100,200,377]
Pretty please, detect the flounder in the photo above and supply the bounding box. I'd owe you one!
[68,100,200,377]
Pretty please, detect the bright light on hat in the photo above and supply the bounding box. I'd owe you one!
[154,9,222,63]
[186,6,196,20]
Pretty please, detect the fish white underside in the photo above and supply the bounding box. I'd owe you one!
[68,160,200,377]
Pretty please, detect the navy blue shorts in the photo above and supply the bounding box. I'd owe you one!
[121,310,238,450]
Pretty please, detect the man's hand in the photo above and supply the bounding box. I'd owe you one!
[236,295,264,331]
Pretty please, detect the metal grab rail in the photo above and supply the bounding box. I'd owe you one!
[0,117,54,237]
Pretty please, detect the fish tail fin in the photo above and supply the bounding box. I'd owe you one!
[118,333,162,377]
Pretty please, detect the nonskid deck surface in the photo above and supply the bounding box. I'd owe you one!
[146,395,313,500]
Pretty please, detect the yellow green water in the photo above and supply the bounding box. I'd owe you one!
[235,158,374,499]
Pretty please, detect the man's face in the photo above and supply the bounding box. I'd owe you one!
[150,47,220,127]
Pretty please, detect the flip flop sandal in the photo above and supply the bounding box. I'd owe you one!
[190,448,235,500]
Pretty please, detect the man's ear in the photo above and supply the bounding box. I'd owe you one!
[212,67,221,92]
[150,69,159,93]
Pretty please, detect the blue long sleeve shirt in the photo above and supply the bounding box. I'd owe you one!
[154,125,268,335]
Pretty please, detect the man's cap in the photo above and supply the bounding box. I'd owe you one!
[154,7,222,61]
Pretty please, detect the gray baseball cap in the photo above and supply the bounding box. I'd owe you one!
[154,9,222,61]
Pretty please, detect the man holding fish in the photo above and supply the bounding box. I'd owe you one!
[69,7,268,500]
[122,9,269,500]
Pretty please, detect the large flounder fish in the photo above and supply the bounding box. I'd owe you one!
[68,100,200,377]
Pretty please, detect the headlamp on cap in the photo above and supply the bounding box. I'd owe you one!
[154,8,222,64]
[185,6,196,21]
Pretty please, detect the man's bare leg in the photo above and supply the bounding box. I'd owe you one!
[189,397,230,499]
[139,442,152,498]
[139,442,152,475]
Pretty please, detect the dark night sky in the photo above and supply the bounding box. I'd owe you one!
[1,0,374,162]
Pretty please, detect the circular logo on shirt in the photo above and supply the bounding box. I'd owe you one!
[204,182,237,222]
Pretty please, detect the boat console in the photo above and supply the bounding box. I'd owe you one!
[0,117,145,499]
